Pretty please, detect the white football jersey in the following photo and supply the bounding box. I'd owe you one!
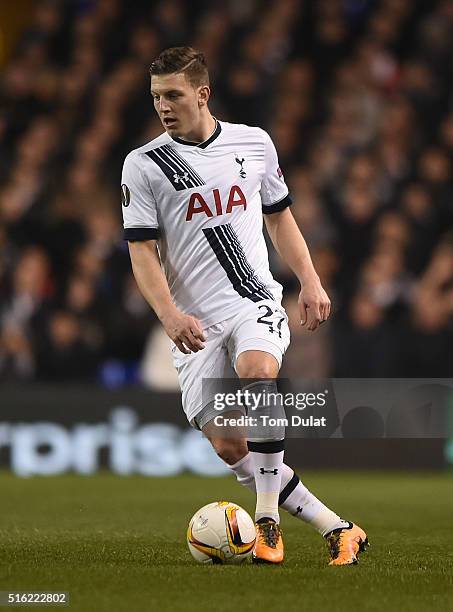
[121,120,292,328]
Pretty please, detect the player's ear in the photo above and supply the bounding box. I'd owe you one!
[198,85,210,107]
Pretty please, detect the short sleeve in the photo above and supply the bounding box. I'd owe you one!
[121,152,160,241]
[259,130,293,214]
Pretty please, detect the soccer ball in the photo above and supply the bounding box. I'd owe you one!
[187,501,256,564]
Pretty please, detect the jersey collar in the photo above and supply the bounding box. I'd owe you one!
[171,120,221,149]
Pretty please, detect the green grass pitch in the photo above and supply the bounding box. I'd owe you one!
[0,471,452,611]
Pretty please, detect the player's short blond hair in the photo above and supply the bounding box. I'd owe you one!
[149,47,209,88]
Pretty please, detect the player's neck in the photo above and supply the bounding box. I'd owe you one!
[178,114,216,145]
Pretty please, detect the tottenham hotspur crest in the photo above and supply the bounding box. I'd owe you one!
[235,154,246,179]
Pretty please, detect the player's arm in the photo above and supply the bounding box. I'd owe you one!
[121,151,204,353]
[128,240,205,353]
[264,209,330,331]
[259,129,330,331]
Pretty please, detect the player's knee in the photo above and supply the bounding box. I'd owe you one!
[236,351,279,379]
[239,365,276,379]
[210,437,248,465]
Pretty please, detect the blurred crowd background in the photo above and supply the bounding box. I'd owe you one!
[1,0,452,387]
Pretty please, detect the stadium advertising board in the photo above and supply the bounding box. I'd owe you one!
[0,381,451,475]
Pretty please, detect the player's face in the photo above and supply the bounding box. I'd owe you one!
[151,73,207,139]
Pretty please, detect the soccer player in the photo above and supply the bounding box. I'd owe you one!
[122,47,368,565]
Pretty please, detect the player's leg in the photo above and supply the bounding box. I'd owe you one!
[199,410,249,465]
[223,300,290,563]
[202,412,368,565]
[236,351,283,522]
[177,312,368,565]
[227,452,346,532]
[225,452,368,563]
[234,349,286,563]
[236,350,285,523]
[226,300,368,565]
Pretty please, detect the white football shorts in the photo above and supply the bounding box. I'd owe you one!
[170,299,291,427]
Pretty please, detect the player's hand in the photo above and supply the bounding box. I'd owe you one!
[299,278,331,332]
[161,307,206,354]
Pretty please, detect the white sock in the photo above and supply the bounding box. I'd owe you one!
[227,453,349,535]
[279,469,349,535]
[308,507,350,537]
[248,441,284,523]
[228,453,256,491]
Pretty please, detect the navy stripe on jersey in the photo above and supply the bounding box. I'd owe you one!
[145,144,205,190]
[222,224,274,299]
[123,227,160,241]
[203,224,274,303]
[162,145,204,185]
[145,148,186,191]
[262,193,293,214]
[219,225,274,300]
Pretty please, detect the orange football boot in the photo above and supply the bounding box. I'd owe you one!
[252,519,284,564]
[326,522,369,566]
